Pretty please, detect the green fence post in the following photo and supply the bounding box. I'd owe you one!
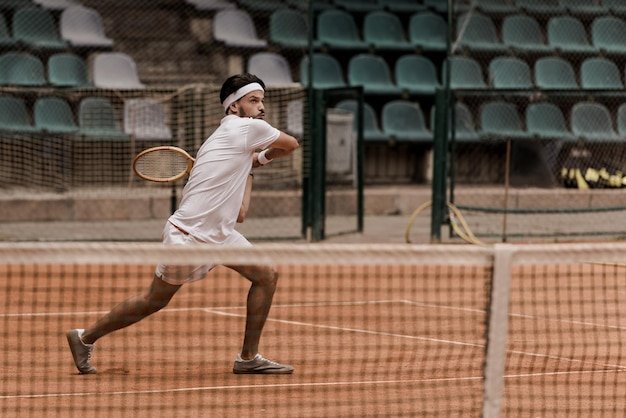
[431,88,448,242]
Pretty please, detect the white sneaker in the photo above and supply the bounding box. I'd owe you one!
[233,353,294,374]
[66,329,97,374]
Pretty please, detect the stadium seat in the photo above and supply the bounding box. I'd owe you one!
[591,16,626,56]
[571,102,621,142]
[363,10,413,51]
[516,0,563,14]
[79,97,129,140]
[451,102,480,142]
[424,0,454,13]
[605,0,626,15]
[13,7,68,49]
[382,100,432,143]
[0,96,40,132]
[408,11,447,52]
[525,102,575,140]
[185,0,236,11]
[547,16,597,54]
[60,5,114,48]
[377,0,427,13]
[270,8,318,49]
[347,54,403,96]
[300,53,347,88]
[213,8,267,48]
[455,12,507,53]
[446,56,487,89]
[0,52,46,86]
[616,103,626,137]
[92,52,145,90]
[502,14,554,54]
[479,101,532,140]
[237,0,283,12]
[33,0,81,10]
[559,0,607,17]
[488,56,533,89]
[395,54,441,95]
[34,97,79,134]
[47,53,91,88]
[335,99,390,143]
[124,99,172,141]
[333,0,381,12]
[534,56,579,90]
[580,57,623,90]
[317,9,369,50]
[247,52,296,86]
[476,0,519,14]
[0,14,15,48]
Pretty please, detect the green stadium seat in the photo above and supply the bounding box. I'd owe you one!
[571,102,621,142]
[299,53,347,88]
[580,57,623,90]
[348,54,403,96]
[534,56,579,90]
[616,103,626,137]
[455,12,507,53]
[591,16,626,56]
[12,7,68,49]
[382,100,432,143]
[432,102,480,143]
[559,0,607,17]
[270,8,319,49]
[547,16,597,54]
[0,96,41,133]
[476,0,519,14]
[377,0,427,13]
[34,97,79,134]
[408,11,447,52]
[502,14,554,54]
[488,56,533,89]
[48,53,91,88]
[446,56,487,89]
[0,52,46,86]
[333,0,381,12]
[335,100,390,143]
[479,101,532,140]
[317,9,369,50]
[237,0,283,12]
[247,52,295,86]
[395,54,441,95]
[526,102,575,141]
[605,0,626,15]
[516,0,563,14]
[79,97,129,140]
[363,10,413,52]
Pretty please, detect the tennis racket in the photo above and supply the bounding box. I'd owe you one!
[132,146,195,183]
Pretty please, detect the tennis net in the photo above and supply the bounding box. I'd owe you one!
[1,242,625,417]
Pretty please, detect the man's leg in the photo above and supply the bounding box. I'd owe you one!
[67,274,181,374]
[227,264,293,374]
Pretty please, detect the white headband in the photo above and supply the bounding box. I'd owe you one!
[222,82,264,111]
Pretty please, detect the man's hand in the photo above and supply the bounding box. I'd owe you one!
[252,152,262,168]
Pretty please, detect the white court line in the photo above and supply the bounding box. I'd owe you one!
[4,300,625,371]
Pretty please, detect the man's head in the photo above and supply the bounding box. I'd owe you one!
[220,73,266,119]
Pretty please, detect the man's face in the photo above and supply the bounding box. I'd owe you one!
[233,90,265,119]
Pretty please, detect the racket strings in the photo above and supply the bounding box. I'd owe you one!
[135,149,190,181]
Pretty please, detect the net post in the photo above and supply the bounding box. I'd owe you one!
[482,243,515,418]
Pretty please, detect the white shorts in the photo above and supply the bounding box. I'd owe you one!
[155,221,252,285]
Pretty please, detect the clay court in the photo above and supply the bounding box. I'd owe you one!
[2,243,626,417]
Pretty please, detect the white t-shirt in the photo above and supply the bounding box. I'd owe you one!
[168,115,280,243]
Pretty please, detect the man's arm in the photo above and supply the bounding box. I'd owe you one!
[237,172,254,223]
[253,131,299,167]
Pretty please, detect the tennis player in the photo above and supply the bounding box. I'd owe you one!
[66,73,299,375]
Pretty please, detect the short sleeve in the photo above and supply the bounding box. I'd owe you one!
[246,119,280,151]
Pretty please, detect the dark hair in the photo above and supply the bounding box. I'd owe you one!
[219,73,266,105]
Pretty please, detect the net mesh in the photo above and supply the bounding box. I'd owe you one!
[2,242,626,417]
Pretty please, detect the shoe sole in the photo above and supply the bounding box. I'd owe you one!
[233,369,294,374]
[66,330,97,374]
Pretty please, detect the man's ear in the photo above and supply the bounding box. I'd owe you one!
[228,102,238,115]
